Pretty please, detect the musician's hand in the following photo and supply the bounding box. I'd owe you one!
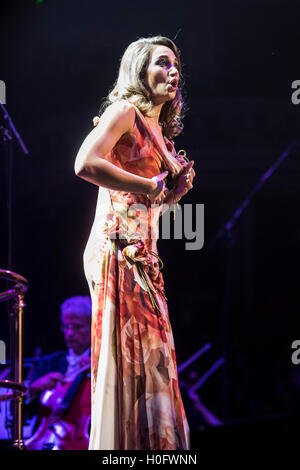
[30,372,64,395]
[79,355,91,368]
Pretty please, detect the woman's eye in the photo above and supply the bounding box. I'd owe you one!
[157,59,179,70]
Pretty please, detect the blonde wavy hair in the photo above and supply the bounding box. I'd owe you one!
[98,35,185,140]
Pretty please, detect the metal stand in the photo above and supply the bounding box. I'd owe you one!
[0,102,29,269]
[0,94,30,449]
[0,269,28,450]
[208,139,299,423]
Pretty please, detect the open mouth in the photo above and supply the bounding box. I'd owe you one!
[169,78,178,88]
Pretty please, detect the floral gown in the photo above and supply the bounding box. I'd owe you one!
[83,102,190,450]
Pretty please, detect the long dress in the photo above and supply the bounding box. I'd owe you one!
[83,101,190,450]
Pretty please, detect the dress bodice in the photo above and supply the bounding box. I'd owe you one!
[88,101,186,295]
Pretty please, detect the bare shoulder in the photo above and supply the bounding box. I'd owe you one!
[100,100,136,134]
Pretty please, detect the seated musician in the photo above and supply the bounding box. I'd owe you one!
[28,296,91,401]
[24,296,91,450]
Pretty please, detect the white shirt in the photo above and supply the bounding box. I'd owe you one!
[65,347,91,381]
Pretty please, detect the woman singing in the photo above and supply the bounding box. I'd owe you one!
[74,35,195,450]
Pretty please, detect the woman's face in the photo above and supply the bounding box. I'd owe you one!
[144,45,180,106]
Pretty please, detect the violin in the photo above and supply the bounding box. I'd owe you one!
[24,363,91,450]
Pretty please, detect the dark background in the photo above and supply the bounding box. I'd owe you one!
[1,0,300,436]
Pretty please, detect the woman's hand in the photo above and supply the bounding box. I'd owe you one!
[172,160,195,202]
[147,170,169,204]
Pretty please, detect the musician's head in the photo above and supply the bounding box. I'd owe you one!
[60,296,91,355]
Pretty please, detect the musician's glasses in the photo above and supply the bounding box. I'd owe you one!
[60,323,89,332]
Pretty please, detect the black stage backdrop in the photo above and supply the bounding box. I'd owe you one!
[0,0,300,444]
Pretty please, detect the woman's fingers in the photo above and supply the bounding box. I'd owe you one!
[177,161,192,178]
[156,170,169,181]
[148,171,168,200]
[185,162,195,185]
[188,167,195,179]
[183,160,194,175]
[149,162,195,203]
[173,160,195,199]
[185,162,195,183]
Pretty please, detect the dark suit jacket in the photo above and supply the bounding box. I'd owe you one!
[29,350,68,384]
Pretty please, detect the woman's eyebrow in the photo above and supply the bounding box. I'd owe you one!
[156,54,179,65]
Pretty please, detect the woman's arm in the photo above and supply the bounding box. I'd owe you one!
[75,101,161,195]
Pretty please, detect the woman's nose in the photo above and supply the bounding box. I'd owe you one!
[168,66,179,79]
